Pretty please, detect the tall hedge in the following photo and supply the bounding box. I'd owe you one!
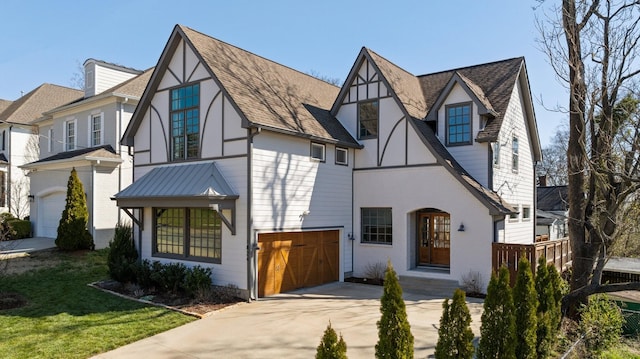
[435,288,474,359]
[56,168,94,251]
[107,223,138,283]
[477,266,516,359]
[375,260,414,359]
[513,257,537,359]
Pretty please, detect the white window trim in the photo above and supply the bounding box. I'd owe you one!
[48,128,54,153]
[512,136,519,173]
[335,147,348,166]
[522,205,532,221]
[64,119,77,151]
[492,142,500,168]
[88,112,104,147]
[508,205,520,222]
[310,142,325,162]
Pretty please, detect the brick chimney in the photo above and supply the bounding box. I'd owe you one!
[538,175,547,187]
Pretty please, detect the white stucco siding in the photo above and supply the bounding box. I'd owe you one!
[252,131,353,272]
[91,167,122,248]
[436,83,490,187]
[353,166,494,287]
[149,91,170,164]
[493,81,535,244]
[135,157,249,293]
[378,98,406,167]
[407,122,437,165]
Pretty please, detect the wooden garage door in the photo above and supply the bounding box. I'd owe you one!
[258,230,339,297]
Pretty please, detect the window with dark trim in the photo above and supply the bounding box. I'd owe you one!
[335,147,348,165]
[310,142,325,162]
[154,207,222,263]
[446,103,472,146]
[171,83,200,160]
[358,100,378,139]
[512,136,519,172]
[361,207,392,245]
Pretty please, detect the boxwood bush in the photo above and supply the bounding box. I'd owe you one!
[7,219,32,239]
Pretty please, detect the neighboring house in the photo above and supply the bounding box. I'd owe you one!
[115,25,541,299]
[536,185,568,240]
[0,84,83,219]
[22,59,152,248]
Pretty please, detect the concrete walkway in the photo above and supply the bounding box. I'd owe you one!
[92,282,484,359]
[0,237,55,258]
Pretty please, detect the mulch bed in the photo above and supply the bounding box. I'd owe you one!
[0,292,27,310]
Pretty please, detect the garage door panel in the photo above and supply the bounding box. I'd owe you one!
[258,230,339,297]
[39,192,66,238]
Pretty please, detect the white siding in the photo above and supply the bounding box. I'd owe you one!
[493,80,535,244]
[252,131,353,273]
[436,83,490,187]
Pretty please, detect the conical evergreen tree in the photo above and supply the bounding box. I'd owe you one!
[316,321,348,359]
[535,257,554,359]
[56,168,94,251]
[434,288,474,359]
[477,266,516,359]
[547,263,564,332]
[375,260,414,359]
[513,257,537,359]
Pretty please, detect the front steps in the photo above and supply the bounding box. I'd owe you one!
[399,275,460,298]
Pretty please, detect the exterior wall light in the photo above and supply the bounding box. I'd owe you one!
[458,223,465,232]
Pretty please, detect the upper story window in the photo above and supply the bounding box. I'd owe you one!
[171,83,200,160]
[492,142,500,167]
[310,142,325,162]
[446,103,472,146]
[91,114,103,146]
[65,120,76,151]
[48,129,54,153]
[358,100,378,140]
[522,205,531,221]
[335,147,348,166]
[512,136,519,172]
[1,130,5,151]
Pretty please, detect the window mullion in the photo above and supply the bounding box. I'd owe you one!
[184,207,189,258]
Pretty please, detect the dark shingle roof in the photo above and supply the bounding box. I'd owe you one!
[25,145,119,165]
[537,186,568,212]
[411,118,516,215]
[179,26,359,147]
[0,84,83,124]
[418,58,523,142]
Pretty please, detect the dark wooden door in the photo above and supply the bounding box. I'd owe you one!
[418,213,450,266]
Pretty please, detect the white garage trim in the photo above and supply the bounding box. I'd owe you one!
[36,186,67,238]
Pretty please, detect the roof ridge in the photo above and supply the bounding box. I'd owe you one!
[417,57,524,78]
[179,25,340,89]
[83,58,144,73]
[365,47,416,78]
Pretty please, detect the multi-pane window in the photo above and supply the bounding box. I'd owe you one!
[492,142,500,167]
[154,207,222,263]
[335,147,348,165]
[48,128,54,152]
[512,136,519,172]
[65,120,76,151]
[171,83,200,160]
[446,103,472,145]
[0,172,5,207]
[310,142,325,161]
[91,114,102,146]
[358,100,378,139]
[361,207,392,244]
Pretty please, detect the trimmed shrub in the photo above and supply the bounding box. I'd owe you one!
[513,257,537,359]
[316,322,348,359]
[435,288,474,359]
[477,266,516,359]
[56,168,94,251]
[134,259,157,289]
[107,223,138,283]
[375,260,414,359]
[580,294,624,356]
[183,265,213,297]
[7,219,31,239]
[151,262,188,294]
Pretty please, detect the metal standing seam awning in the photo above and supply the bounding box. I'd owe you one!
[113,162,238,234]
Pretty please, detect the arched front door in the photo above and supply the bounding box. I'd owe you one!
[418,211,450,266]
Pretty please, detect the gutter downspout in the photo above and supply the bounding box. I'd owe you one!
[247,127,261,301]
[6,125,12,216]
[91,163,96,240]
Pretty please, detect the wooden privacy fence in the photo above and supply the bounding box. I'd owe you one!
[492,237,571,285]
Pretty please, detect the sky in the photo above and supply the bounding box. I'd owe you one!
[1,0,567,146]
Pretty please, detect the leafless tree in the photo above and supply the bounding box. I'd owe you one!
[69,60,85,90]
[537,0,640,315]
[536,126,570,185]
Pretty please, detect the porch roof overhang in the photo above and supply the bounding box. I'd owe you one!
[114,162,238,234]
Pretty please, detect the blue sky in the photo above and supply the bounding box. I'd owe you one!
[1,0,565,146]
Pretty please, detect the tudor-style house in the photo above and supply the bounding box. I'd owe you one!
[22,59,152,248]
[115,25,541,300]
[0,84,83,219]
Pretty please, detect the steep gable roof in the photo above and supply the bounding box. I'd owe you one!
[0,99,12,114]
[125,25,358,148]
[537,185,568,212]
[411,119,516,215]
[0,84,83,124]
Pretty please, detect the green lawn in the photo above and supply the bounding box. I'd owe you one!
[0,249,195,359]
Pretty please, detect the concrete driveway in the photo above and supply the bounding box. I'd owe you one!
[92,282,483,359]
